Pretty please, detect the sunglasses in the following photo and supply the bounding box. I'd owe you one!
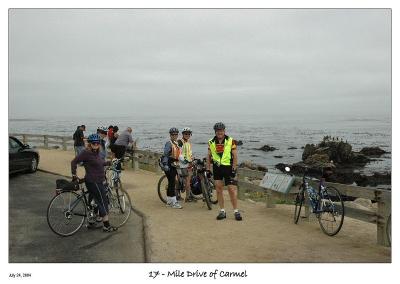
[91,142,100,145]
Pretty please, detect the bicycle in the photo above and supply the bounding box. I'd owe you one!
[287,166,345,236]
[46,159,132,237]
[104,158,132,227]
[157,158,218,209]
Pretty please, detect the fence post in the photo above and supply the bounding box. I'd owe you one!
[43,135,49,149]
[265,189,275,208]
[22,134,27,144]
[154,154,162,174]
[376,191,390,246]
[303,190,310,220]
[62,137,67,151]
[132,151,139,171]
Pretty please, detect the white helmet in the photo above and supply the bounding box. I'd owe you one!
[182,127,192,134]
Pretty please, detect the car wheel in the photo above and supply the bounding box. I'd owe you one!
[29,156,38,173]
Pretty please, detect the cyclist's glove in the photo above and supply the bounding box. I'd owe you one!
[206,170,212,178]
[163,165,170,172]
[231,169,237,178]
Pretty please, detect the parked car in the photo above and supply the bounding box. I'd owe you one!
[9,136,40,174]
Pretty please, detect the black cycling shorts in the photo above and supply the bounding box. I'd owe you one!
[212,164,237,186]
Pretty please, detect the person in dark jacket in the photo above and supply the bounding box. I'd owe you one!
[161,127,183,209]
[73,125,86,156]
[71,133,117,232]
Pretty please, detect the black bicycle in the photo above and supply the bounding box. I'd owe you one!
[157,158,218,209]
[288,166,345,236]
[47,159,132,237]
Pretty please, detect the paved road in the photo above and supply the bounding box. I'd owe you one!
[9,171,145,263]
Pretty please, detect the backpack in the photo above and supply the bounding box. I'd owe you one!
[190,176,202,195]
[56,179,79,191]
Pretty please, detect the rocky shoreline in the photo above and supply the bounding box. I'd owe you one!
[239,136,391,188]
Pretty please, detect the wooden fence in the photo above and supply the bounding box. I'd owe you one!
[10,133,391,246]
[237,168,391,247]
[10,133,73,150]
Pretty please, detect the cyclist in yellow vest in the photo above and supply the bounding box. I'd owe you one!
[160,127,183,209]
[178,127,195,202]
[206,122,242,221]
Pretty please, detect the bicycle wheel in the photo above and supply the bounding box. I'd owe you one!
[200,177,212,210]
[317,186,344,236]
[208,179,218,204]
[294,187,305,224]
[386,214,391,246]
[47,191,86,237]
[157,175,168,204]
[107,182,132,228]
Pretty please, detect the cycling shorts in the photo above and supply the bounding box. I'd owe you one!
[212,164,237,186]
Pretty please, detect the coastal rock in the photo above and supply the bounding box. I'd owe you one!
[274,155,283,159]
[350,153,371,165]
[353,172,391,187]
[239,160,268,172]
[275,162,391,187]
[344,201,375,212]
[302,144,316,161]
[304,153,330,166]
[257,145,277,152]
[302,137,369,166]
[359,147,388,156]
[50,145,60,149]
[353,198,373,209]
[288,147,297,150]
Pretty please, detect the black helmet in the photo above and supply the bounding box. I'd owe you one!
[213,122,226,131]
[169,127,179,134]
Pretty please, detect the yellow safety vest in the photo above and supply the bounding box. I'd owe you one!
[208,136,233,166]
[181,139,192,162]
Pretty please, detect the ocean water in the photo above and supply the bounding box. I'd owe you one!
[9,115,391,175]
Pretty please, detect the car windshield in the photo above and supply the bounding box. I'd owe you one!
[9,138,22,149]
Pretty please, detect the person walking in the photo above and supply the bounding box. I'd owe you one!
[71,133,118,232]
[73,125,86,157]
[160,127,183,209]
[206,122,242,221]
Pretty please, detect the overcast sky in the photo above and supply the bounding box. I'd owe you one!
[9,9,391,120]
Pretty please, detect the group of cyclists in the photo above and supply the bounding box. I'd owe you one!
[160,122,243,221]
[70,121,242,235]
[71,125,135,233]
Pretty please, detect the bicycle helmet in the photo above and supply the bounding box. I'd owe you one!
[97,126,107,134]
[87,133,101,143]
[213,122,226,131]
[182,127,192,134]
[169,127,179,134]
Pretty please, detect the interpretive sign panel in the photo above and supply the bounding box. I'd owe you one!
[259,173,295,194]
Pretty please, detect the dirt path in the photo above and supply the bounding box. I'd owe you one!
[38,149,391,262]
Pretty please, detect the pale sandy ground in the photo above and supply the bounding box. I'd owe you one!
[38,149,391,262]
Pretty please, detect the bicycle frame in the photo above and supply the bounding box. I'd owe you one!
[58,185,91,218]
[301,169,334,214]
